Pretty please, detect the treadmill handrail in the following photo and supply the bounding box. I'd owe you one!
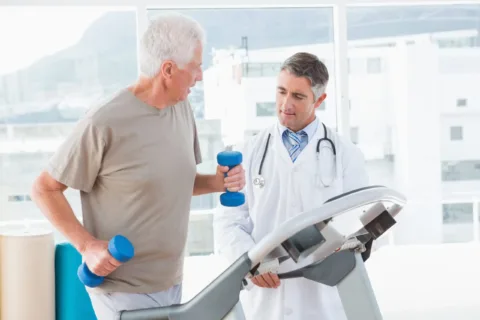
[247,186,406,266]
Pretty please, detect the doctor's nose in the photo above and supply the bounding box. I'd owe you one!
[281,100,295,113]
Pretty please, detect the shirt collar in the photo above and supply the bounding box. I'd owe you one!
[278,117,319,141]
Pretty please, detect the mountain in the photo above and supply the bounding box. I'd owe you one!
[0,5,479,123]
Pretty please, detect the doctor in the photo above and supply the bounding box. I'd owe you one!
[213,52,369,320]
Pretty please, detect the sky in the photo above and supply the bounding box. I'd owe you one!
[0,6,133,75]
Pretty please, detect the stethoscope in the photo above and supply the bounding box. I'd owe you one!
[253,122,337,189]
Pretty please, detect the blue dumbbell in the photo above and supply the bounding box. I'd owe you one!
[77,235,134,288]
[217,150,245,207]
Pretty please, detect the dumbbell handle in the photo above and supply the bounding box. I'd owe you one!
[77,235,134,288]
[217,151,245,207]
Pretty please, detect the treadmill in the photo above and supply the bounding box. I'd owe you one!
[119,185,407,320]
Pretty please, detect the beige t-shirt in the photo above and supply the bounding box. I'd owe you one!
[47,88,202,294]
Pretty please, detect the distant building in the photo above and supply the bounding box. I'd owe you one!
[203,29,480,246]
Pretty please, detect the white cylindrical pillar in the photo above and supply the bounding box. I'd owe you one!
[0,223,55,320]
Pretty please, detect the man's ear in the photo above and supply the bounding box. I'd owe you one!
[314,93,327,109]
[160,60,174,79]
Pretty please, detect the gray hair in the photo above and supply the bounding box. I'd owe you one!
[139,13,206,78]
[280,52,329,100]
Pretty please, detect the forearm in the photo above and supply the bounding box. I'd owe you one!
[213,208,256,263]
[31,183,95,253]
[193,173,223,196]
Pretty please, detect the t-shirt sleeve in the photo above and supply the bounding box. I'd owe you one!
[46,117,105,193]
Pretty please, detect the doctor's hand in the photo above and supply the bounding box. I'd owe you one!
[251,272,281,289]
[216,164,246,192]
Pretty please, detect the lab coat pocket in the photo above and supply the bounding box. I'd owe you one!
[301,165,342,212]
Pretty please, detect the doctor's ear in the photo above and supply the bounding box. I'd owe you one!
[314,93,327,109]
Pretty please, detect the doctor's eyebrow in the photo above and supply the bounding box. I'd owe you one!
[277,86,308,99]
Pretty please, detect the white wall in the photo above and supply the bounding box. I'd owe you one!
[389,42,443,244]
[441,114,480,161]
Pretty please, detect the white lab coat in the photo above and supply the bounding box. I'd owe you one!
[213,121,369,320]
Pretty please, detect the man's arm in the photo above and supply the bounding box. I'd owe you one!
[31,172,121,276]
[188,101,245,197]
[213,195,256,263]
[31,171,95,253]
[31,117,121,277]
[192,165,245,196]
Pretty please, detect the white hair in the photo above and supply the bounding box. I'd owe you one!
[139,13,206,78]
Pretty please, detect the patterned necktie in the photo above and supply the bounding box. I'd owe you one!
[286,130,307,162]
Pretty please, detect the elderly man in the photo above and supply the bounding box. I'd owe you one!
[31,13,245,318]
[214,52,369,320]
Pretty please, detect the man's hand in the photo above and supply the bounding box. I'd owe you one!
[217,164,246,192]
[81,239,122,277]
[251,272,281,289]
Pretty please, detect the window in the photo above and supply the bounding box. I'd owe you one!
[242,63,263,77]
[350,127,359,144]
[442,160,480,182]
[443,203,474,243]
[443,203,474,224]
[148,7,335,260]
[348,4,480,317]
[0,7,138,227]
[437,37,477,48]
[347,4,480,249]
[8,195,24,202]
[450,126,463,141]
[4,4,479,317]
[256,102,276,117]
[366,57,382,73]
[456,98,467,107]
[6,194,32,202]
[242,63,282,77]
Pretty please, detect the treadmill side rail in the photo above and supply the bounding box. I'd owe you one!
[119,253,251,320]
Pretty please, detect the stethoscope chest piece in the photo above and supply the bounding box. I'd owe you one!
[253,175,265,188]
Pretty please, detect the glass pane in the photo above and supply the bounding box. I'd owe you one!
[148,7,335,298]
[442,203,474,242]
[0,7,138,240]
[348,4,480,319]
[256,102,276,117]
[442,160,480,181]
[450,126,463,141]
[148,7,338,152]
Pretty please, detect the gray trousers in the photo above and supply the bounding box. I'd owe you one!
[89,284,182,320]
